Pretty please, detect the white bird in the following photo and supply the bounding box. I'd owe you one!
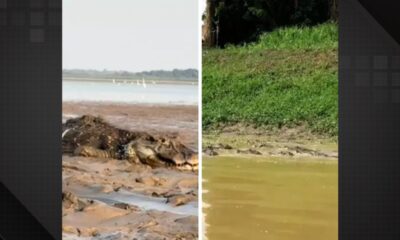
[137,80,140,86]
[112,79,116,84]
[142,78,147,88]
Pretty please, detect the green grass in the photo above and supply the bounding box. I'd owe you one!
[203,23,338,135]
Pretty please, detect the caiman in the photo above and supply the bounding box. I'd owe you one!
[62,115,198,171]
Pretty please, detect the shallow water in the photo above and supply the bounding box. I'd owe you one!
[63,80,198,105]
[70,185,198,216]
[203,156,338,240]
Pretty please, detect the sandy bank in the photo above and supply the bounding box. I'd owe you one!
[62,102,199,239]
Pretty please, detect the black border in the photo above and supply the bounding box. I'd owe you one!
[0,0,61,239]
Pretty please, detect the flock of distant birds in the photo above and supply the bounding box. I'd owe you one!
[106,78,196,87]
[112,78,155,88]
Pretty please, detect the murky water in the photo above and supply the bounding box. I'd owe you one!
[203,156,338,240]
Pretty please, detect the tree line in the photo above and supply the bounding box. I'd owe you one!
[203,0,338,47]
[63,69,198,81]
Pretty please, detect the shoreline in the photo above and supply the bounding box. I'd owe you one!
[63,78,198,85]
[202,126,338,160]
[63,100,198,107]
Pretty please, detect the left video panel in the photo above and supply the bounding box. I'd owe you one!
[62,0,199,239]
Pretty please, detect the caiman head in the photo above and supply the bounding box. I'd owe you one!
[122,138,198,171]
[155,138,198,171]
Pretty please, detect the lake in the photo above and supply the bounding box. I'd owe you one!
[203,156,338,240]
[63,80,198,105]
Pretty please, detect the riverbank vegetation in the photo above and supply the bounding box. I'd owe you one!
[203,23,338,136]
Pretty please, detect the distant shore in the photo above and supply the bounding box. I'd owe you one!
[63,77,198,85]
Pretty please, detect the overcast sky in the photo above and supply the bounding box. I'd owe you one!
[63,0,199,72]
[200,0,206,16]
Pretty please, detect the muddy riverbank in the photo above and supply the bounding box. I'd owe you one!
[203,126,337,159]
[62,102,198,239]
[63,102,198,149]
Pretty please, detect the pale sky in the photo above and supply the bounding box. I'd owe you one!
[200,0,206,16]
[63,0,199,72]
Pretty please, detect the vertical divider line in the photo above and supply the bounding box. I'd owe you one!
[198,0,203,239]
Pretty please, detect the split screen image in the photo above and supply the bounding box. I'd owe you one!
[62,1,338,239]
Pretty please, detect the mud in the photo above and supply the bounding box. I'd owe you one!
[62,102,198,240]
[63,102,198,149]
[203,126,337,159]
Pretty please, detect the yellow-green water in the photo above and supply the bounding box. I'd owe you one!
[203,156,338,240]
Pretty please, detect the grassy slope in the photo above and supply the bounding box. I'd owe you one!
[203,23,338,135]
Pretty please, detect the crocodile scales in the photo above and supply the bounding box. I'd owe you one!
[62,115,198,171]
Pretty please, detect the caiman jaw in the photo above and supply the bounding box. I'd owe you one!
[176,154,198,172]
[176,163,198,172]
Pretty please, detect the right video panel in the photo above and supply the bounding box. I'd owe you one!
[202,1,338,239]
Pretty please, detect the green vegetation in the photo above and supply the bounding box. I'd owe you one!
[203,23,338,135]
[240,22,337,50]
[203,0,337,46]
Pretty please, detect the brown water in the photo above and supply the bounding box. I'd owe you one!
[203,156,338,240]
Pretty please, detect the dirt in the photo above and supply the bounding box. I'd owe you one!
[63,102,198,149]
[203,125,338,160]
[62,102,198,240]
